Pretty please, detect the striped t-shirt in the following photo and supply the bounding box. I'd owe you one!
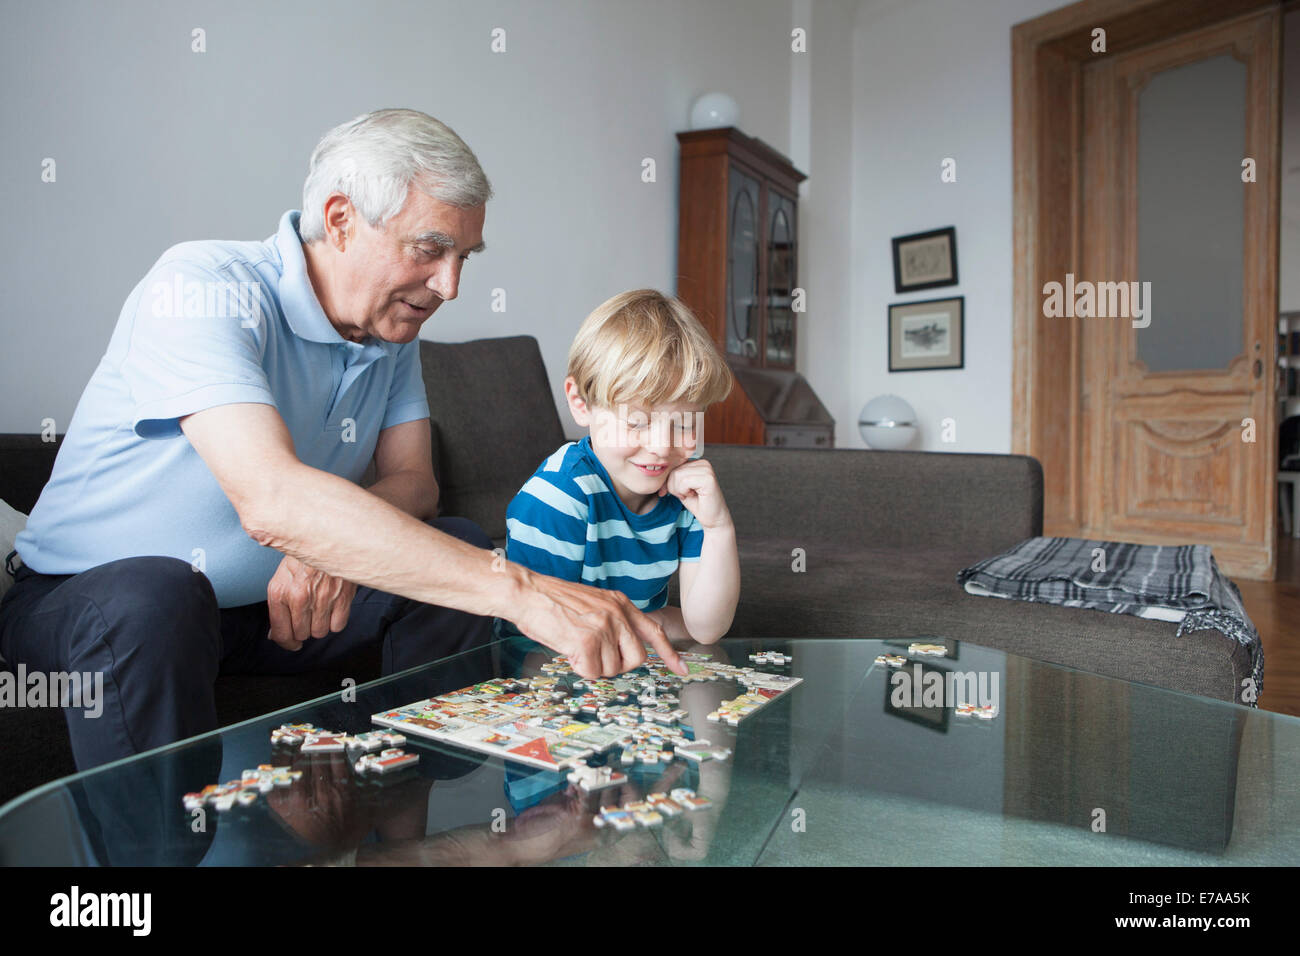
[498,437,703,636]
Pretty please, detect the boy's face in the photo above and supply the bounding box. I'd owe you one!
[564,377,703,514]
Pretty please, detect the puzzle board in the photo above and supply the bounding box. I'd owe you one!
[372,651,802,772]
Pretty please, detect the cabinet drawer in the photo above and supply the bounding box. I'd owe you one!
[766,425,833,449]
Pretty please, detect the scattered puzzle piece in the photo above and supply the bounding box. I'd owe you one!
[566,764,628,792]
[954,702,998,720]
[592,787,712,831]
[344,730,407,753]
[299,733,348,754]
[671,739,732,763]
[670,788,713,811]
[270,722,320,748]
[354,748,420,775]
[908,642,948,657]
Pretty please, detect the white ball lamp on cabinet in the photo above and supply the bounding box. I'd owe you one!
[858,395,917,450]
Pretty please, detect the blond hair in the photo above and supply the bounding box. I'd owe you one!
[567,290,733,409]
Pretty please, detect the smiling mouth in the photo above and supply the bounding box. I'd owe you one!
[632,462,667,475]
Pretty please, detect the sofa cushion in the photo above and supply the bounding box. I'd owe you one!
[418,338,566,539]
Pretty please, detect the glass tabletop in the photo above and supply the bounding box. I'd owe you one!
[0,637,1295,866]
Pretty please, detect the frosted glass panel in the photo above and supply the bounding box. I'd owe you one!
[1136,54,1245,372]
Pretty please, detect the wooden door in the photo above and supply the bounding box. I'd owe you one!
[1079,10,1280,579]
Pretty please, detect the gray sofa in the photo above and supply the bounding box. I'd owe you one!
[0,335,1253,804]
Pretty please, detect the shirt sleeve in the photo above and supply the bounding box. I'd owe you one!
[119,260,276,440]
[504,473,589,583]
[677,508,704,562]
[381,340,431,431]
[496,472,589,640]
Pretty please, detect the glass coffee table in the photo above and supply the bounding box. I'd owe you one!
[0,637,1295,866]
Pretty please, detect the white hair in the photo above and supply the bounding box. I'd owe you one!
[299,108,492,242]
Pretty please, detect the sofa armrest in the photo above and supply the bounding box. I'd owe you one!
[704,445,1043,556]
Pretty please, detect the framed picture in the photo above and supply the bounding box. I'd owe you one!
[891,226,958,293]
[883,661,952,733]
[889,296,964,372]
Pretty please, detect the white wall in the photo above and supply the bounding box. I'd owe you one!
[1280,9,1300,313]
[7,0,1285,460]
[848,0,1064,452]
[0,0,793,436]
[793,0,859,449]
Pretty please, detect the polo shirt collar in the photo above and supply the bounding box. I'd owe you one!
[274,210,403,358]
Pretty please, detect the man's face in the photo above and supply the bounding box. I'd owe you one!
[328,189,486,344]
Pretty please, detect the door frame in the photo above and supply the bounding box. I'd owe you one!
[1010,0,1282,575]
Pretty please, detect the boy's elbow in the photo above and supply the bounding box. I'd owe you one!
[681,615,732,645]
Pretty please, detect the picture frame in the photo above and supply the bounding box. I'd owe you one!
[888,296,965,372]
[883,661,952,733]
[891,226,958,293]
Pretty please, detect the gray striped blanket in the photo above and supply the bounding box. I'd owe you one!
[956,537,1263,704]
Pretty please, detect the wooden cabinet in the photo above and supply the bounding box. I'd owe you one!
[676,127,834,447]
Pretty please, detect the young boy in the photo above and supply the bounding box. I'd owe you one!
[498,289,739,646]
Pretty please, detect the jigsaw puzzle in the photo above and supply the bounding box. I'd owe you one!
[371,651,801,772]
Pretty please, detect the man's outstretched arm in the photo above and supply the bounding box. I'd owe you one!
[179,402,684,677]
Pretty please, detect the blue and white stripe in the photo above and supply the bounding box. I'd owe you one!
[502,437,703,628]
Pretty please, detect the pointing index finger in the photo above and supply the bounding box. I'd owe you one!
[635,613,686,676]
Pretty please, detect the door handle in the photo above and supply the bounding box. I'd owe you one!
[1254,358,1262,379]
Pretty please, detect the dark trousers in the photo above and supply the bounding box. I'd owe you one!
[0,516,494,772]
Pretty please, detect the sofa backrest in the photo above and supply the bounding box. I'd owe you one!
[705,444,1044,556]
[418,337,566,541]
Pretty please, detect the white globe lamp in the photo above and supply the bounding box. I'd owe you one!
[858,395,917,450]
[689,93,739,130]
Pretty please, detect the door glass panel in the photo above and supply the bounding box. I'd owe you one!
[727,168,761,359]
[1135,53,1246,372]
[767,194,796,366]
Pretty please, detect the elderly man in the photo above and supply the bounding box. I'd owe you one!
[0,109,679,772]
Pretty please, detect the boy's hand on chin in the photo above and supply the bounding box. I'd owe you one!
[660,459,732,530]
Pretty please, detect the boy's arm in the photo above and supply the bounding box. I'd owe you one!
[645,604,693,644]
[661,459,740,644]
[675,523,739,644]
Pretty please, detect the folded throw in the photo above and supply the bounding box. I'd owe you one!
[957,537,1263,704]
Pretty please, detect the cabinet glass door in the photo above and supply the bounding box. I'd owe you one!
[766,192,796,366]
[727,167,761,361]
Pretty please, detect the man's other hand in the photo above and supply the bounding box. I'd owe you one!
[266,554,358,651]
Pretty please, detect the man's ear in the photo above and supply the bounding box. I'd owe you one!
[323,193,354,251]
[563,376,592,427]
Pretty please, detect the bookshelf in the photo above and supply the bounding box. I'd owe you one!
[1280,312,1300,414]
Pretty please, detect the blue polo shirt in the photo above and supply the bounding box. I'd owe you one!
[15,210,430,607]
